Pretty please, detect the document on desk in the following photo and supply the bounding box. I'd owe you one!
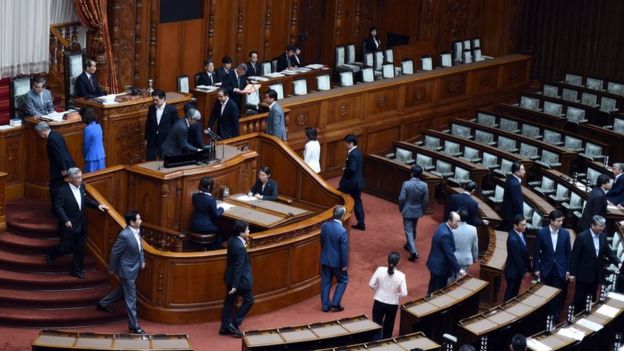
[42,111,66,122]
[596,304,619,318]
[557,326,585,341]
[607,292,624,302]
[196,85,218,92]
[526,338,552,351]
[218,202,235,211]
[305,64,324,69]
[576,318,603,331]
[235,195,257,202]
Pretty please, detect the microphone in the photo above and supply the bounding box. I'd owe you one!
[203,128,222,141]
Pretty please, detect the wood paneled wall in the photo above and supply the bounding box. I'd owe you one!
[107,0,522,92]
[518,0,624,82]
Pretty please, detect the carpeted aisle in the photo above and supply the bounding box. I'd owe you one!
[0,179,512,351]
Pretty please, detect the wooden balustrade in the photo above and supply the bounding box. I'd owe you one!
[141,222,186,252]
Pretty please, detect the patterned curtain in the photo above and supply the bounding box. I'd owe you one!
[72,0,119,93]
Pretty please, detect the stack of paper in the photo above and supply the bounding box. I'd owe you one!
[264,72,285,78]
[42,111,65,122]
[281,70,299,75]
[235,195,257,202]
[557,326,585,341]
[576,318,603,332]
[306,64,324,69]
[526,338,552,351]
[218,203,235,211]
[596,304,619,318]
[247,76,269,82]
[196,85,218,91]
[607,292,624,302]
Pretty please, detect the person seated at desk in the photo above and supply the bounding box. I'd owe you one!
[75,59,105,99]
[160,108,203,157]
[277,45,296,71]
[248,166,278,200]
[25,77,55,117]
[191,177,224,247]
[196,59,218,86]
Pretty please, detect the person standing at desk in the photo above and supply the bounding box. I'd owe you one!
[80,107,106,173]
[502,161,525,229]
[580,174,612,231]
[190,177,224,248]
[248,166,278,200]
[320,206,349,312]
[339,134,366,231]
[426,212,464,294]
[75,59,105,99]
[399,164,428,261]
[607,163,624,206]
[303,127,321,173]
[503,214,532,302]
[264,89,287,141]
[35,121,76,208]
[25,77,54,117]
[160,108,202,157]
[446,181,489,227]
[220,220,254,338]
[145,89,178,161]
[208,89,240,139]
[452,208,479,276]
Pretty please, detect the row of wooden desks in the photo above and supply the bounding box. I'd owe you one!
[218,193,312,229]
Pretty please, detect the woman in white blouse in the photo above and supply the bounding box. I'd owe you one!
[369,251,408,340]
[303,127,321,173]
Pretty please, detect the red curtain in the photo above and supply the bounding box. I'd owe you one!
[72,0,119,93]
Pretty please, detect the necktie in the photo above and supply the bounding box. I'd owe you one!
[89,75,95,89]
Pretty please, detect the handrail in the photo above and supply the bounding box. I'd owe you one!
[84,183,125,229]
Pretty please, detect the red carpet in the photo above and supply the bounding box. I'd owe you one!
[0,178,522,350]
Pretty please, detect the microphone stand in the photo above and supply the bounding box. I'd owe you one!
[203,128,224,163]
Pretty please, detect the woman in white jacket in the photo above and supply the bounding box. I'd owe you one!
[303,127,320,173]
[369,251,408,340]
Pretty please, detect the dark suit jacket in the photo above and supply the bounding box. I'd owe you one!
[47,131,76,180]
[320,220,348,268]
[161,118,198,157]
[187,123,203,149]
[145,104,178,149]
[196,71,218,86]
[221,73,246,108]
[338,147,365,193]
[580,188,607,231]
[216,67,234,85]
[447,192,484,226]
[504,230,532,279]
[246,61,263,77]
[534,226,571,279]
[502,175,523,226]
[607,175,624,206]
[249,179,278,200]
[54,183,100,235]
[364,37,381,53]
[570,229,620,284]
[277,53,292,71]
[224,236,253,290]
[426,223,460,278]
[291,54,303,67]
[208,98,240,139]
[75,72,105,98]
[190,192,223,233]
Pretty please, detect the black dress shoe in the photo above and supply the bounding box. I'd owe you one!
[129,327,146,334]
[403,244,411,252]
[70,271,85,279]
[96,303,115,313]
[350,224,366,231]
[332,305,344,312]
[225,323,242,338]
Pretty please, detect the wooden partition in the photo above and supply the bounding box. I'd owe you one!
[83,133,353,324]
[479,230,508,306]
[316,331,441,351]
[31,330,192,351]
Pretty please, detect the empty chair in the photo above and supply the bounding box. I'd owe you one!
[271,59,278,73]
[416,154,435,171]
[543,101,563,116]
[431,160,453,178]
[499,118,520,133]
[395,147,413,163]
[493,158,513,178]
[421,56,433,71]
[450,124,472,139]
[269,83,284,100]
[261,61,272,74]
[480,152,500,170]
[461,146,481,163]
[361,67,375,83]
[382,63,394,79]
[363,52,374,67]
[586,167,601,186]
[562,88,578,102]
[562,192,584,211]
[374,51,384,71]
[245,90,261,112]
[581,92,598,106]
[316,75,331,91]
[448,166,471,186]
[292,79,307,96]
[533,176,556,196]
[566,106,587,124]
[535,150,561,169]
[335,46,346,66]
[607,82,624,96]
[474,130,496,145]
[614,118,624,133]
[521,124,542,139]
[440,52,453,67]
[497,136,518,153]
[542,84,560,98]
[177,75,190,93]
[586,77,604,91]
[527,211,543,230]
[519,143,540,160]
[401,59,414,75]
[443,141,462,157]
[488,185,504,204]
[563,135,583,152]
[600,97,618,113]
[565,73,582,86]
[339,72,354,87]
[520,96,540,111]
[476,112,497,127]
[549,184,570,203]
[579,142,604,161]
[543,129,563,146]
[346,44,360,65]
[384,49,394,64]
[523,202,534,220]
[423,135,442,151]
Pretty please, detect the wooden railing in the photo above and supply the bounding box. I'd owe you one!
[141,222,186,252]
[238,108,290,135]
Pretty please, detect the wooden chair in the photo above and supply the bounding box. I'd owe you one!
[188,232,217,250]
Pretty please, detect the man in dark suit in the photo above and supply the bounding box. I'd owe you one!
[160,108,202,157]
[96,211,145,334]
[208,89,240,139]
[46,168,108,278]
[607,163,624,205]
[144,89,178,161]
[426,211,464,294]
[35,121,76,207]
[398,165,428,261]
[75,59,105,98]
[220,220,254,338]
[446,181,489,227]
[216,56,235,84]
[246,51,263,77]
[338,134,366,231]
[221,63,247,109]
[196,60,218,86]
[502,161,525,229]
[503,215,532,301]
[277,45,296,71]
[184,102,203,149]
[534,209,571,319]
[320,206,349,312]
[580,174,612,231]
[570,215,621,313]
[263,89,287,141]
[291,45,303,67]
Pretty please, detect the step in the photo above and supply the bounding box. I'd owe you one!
[0,249,97,273]
[6,198,59,237]
[0,231,58,254]
[0,268,109,290]
[0,305,126,328]
[0,286,114,308]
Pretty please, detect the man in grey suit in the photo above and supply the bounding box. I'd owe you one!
[25,77,55,117]
[264,89,287,141]
[97,211,146,334]
[398,165,428,261]
[451,208,478,275]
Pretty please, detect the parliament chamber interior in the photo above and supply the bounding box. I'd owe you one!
[3,0,624,350]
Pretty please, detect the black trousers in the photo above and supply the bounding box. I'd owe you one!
[573,280,598,314]
[542,274,567,320]
[372,299,399,340]
[427,274,449,295]
[48,229,87,273]
[221,285,254,328]
[49,176,65,212]
[339,187,365,227]
[504,277,521,302]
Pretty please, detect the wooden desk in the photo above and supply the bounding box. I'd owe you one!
[458,283,560,350]
[242,315,380,351]
[74,92,191,166]
[31,329,192,351]
[219,193,312,229]
[399,276,488,344]
[363,154,442,215]
[480,230,508,306]
[316,332,441,351]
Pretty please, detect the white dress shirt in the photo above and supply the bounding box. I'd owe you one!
[129,226,142,251]
[69,183,82,210]
[590,229,600,257]
[369,267,407,305]
[221,98,229,115]
[304,140,321,173]
[156,103,166,126]
[550,225,559,251]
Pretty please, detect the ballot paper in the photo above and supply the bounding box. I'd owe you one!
[305,64,324,69]
[526,338,552,351]
[247,76,269,82]
[217,203,235,211]
[235,195,257,202]
[576,318,603,332]
[595,304,619,318]
[196,85,218,92]
[557,326,585,341]
[42,111,65,121]
[607,292,624,302]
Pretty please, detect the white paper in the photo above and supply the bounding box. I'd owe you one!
[596,304,619,318]
[247,76,269,82]
[264,72,285,78]
[526,338,552,351]
[42,111,65,121]
[557,326,585,341]
[576,318,603,332]
[236,195,257,202]
[281,69,299,75]
[0,125,18,130]
[607,292,624,302]
[306,64,324,69]
[218,203,235,211]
